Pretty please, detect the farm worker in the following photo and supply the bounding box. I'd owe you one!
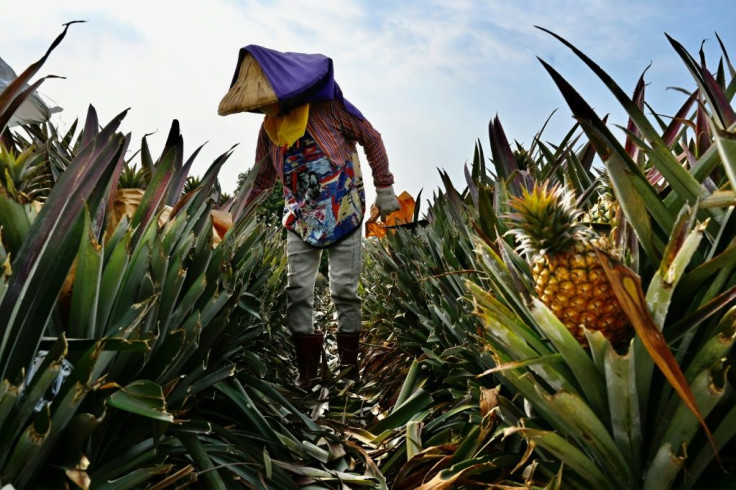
[218,45,400,389]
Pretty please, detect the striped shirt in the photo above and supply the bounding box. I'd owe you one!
[245,99,394,206]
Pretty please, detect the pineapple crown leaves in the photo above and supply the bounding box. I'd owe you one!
[0,144,50,201]
[118,162,151,189]
[505,181,595,256]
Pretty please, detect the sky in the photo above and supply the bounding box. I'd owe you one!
[3,0,735,209]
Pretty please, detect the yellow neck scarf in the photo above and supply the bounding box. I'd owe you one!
[263,103,310,147]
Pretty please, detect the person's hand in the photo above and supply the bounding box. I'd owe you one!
[374,185,401,221]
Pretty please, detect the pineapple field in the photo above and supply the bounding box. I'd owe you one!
[2,22,736,490]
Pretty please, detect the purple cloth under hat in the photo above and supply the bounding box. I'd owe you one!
[229,45,364,119]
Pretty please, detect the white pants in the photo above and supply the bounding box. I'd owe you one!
[286,229,363,334]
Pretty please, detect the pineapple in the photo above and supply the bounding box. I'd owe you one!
[582,175,619,228]
[507,181,631,347]
[585,193,617,226]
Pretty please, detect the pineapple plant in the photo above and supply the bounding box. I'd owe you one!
[467,28,736,489]
[507,181,631,347]
[0,25,381,489]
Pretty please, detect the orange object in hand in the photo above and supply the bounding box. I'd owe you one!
[365,191,416,239]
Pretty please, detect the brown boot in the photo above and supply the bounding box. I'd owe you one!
[293,331,323,389]
[336,332,360,381]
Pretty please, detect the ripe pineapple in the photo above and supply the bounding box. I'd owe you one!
[507,182,631,347]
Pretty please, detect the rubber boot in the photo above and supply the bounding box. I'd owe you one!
[336,332,360,381]
[293,331,323,389]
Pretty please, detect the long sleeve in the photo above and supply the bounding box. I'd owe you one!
[305,100,395,188]
[335,102,394,188]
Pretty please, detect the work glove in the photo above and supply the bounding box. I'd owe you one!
[374,185,401,221]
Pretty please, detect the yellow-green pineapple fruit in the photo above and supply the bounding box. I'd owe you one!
[508,182,631,347]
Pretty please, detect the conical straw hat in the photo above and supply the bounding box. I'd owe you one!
[218,53,278,116]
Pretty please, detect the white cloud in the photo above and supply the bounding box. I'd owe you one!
[3,0,735,208]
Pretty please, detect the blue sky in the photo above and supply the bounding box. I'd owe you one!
[3,0,735,207]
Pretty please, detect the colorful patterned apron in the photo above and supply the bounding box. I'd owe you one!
[282,133,365,247]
